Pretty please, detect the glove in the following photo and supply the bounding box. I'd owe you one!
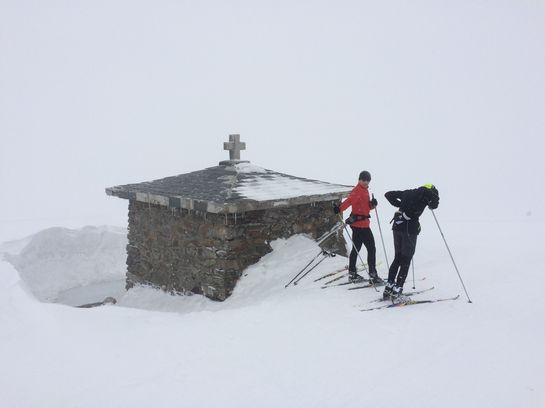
[426,188,439,210]
[428,195,439,210]
[333,205,340,214]
[370,197,378,208]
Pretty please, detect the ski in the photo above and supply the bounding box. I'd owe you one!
[323,275,427,290]
[321,276,383,289]
[352,280,430,294]
[313,266,349,282]
[346,281,387,290]
[360,295,460,312]
[359,286,435,304]
[313,261,382,283]
[313,264,370,282]
[322,273,349,286]
[316,222,344,245]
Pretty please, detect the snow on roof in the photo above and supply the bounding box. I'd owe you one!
[234,174,351,201]
[233,162,268,174]
[106,160,351,214]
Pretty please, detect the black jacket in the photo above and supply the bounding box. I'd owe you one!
[385,186,440,235]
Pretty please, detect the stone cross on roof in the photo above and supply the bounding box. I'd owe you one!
[224,134,246,161]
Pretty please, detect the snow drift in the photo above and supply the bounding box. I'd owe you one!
[1,226,127,303]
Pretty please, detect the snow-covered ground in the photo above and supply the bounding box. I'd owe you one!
[1,217,544,408]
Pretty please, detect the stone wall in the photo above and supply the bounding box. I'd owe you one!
[126,200,347,301]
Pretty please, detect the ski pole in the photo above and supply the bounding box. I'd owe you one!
[338,214,369,275]
[411,258,416,289]
[373,194,390,270]
[285,249,325,288]
[338,214,379,292]
[431,209,472,303]
[293,251,334,285]
[286,222,343,288]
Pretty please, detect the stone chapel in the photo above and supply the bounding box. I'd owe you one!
[106,135,351,300]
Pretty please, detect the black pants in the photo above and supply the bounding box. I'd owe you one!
[387,230,417,287]
[348,227,377,274]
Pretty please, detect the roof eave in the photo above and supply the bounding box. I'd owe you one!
[106,187,351,214]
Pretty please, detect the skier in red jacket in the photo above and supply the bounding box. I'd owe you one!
[334,171,383,284]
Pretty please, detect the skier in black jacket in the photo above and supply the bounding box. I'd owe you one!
[383,184,440,302]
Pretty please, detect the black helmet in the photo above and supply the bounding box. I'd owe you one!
[359,171,371,182]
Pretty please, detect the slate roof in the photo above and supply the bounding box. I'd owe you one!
[106,161,352,214]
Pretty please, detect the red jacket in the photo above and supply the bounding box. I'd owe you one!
[339,183,375,228]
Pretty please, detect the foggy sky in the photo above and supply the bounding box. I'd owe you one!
[1,0,544,242]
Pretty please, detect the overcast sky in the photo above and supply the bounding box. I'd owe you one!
[1,0,544,241]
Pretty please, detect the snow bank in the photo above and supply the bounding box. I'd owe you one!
[1,226,127,302]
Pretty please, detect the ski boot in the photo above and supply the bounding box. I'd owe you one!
[391,284,411,304]
[368,270,384,285]
[348,271,365,283]
[382,281,395,300]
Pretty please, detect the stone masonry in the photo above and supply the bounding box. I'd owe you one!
[126,199,346,301]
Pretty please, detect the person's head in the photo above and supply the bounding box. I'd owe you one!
[358,170,371,187]
[421,184,439,209]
